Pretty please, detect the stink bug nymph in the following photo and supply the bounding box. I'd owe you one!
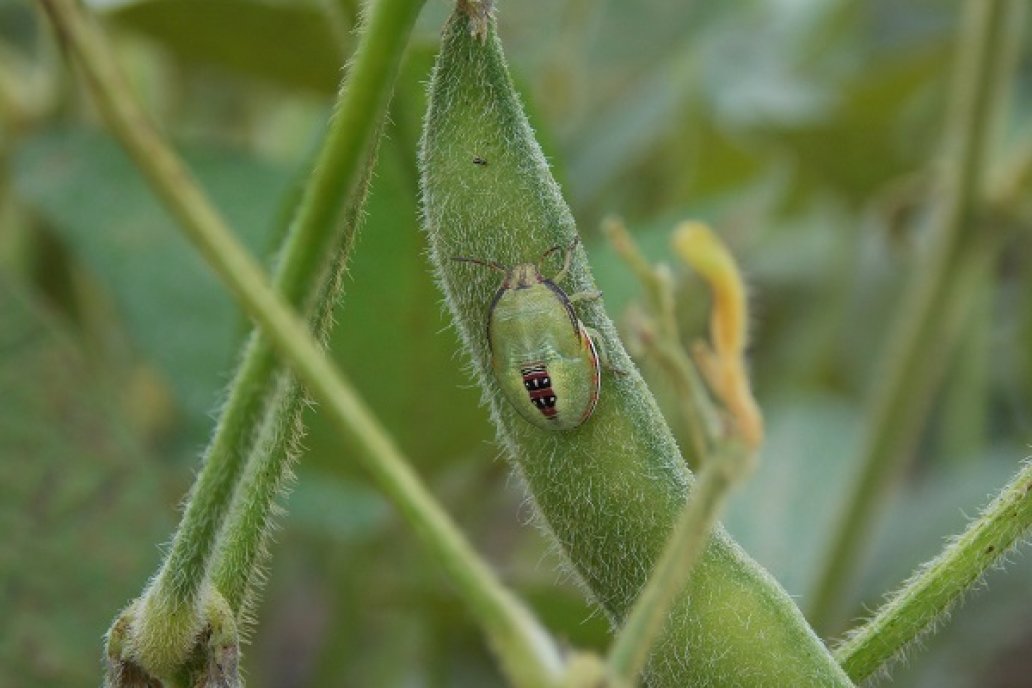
[455,240,608,431]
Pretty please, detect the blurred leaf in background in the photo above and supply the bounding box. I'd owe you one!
[110,0,347,95]
[13,127,290,441]
[0,280,171,686]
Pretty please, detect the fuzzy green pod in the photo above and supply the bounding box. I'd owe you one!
[420,8,853,687]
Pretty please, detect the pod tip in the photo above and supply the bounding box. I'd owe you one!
[457,0,494,42]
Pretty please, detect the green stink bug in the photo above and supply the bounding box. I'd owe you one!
[456,240,605,431]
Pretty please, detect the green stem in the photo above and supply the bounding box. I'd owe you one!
[605,221,760,683]
[52,0,419,667]
[602,219,678,342]
[207,0,415,620]
[0,45,25,134]
[649,337,723,455]
[807,0,1022,631]
[157,0,420,620]
[834,459,1032,682]
[607,443,748,685]
[39,1,563,684]
[209,142,380,619]
[937,276,991,465]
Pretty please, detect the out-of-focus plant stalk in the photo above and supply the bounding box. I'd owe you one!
[987,135,1032,218]
[808,0,1024,632]
[607,442,750,685]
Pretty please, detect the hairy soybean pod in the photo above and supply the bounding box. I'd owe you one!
[420,8,852,687]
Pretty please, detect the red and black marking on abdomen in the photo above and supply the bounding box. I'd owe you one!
[522,365,557,420]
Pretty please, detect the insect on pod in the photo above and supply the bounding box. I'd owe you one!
[456,240,605,431]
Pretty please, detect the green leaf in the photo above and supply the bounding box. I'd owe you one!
[766,44,950,205]
[286,470,390,541]
[108,0,346,94]
[723,395,862,599]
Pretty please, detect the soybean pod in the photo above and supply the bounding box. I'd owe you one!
[420,5,852,687]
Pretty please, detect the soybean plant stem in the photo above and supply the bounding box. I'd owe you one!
[807,0,1023,632]
[39,0,564,686]
[834,460,1032,682]
[207,0,421,616]
[607,444,748,685]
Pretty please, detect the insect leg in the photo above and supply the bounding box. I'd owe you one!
[583,325,627,375]
[541,236,580,283]
[568,289,602,304]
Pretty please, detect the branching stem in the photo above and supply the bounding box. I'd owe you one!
[206,0,420,618]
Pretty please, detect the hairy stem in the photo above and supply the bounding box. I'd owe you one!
[808,0,1023,631]
[208,144,380,620]
[834,459,1032,682]
[607,443,749,684]
[150,0,422,638]
[206,0,420,621]
[40,0,564,684]
[43,0,422,671]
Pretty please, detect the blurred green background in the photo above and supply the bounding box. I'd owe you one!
[2,0,1031,686]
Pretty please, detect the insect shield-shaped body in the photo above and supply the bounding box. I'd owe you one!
[457,242,603,431]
